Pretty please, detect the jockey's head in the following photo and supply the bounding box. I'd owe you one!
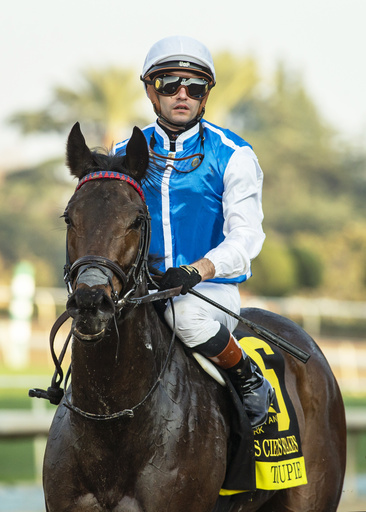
[140,36,216,130]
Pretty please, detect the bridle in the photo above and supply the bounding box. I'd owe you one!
[63,171,152,311]
[29,170,181,420]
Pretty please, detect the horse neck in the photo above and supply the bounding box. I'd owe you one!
[70,303,168,414]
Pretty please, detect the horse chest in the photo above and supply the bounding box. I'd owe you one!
[45,384,228,512]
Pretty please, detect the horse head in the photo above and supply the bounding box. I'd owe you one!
[64,122,150,343]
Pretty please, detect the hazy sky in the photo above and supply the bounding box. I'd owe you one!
[1,0,365,168]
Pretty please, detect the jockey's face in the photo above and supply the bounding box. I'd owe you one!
[156,72,202,130]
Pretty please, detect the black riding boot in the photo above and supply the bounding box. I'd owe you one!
[195,325,274,429]
[226,349,274,428]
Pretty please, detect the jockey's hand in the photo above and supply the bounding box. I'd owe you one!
[159,265,202,295]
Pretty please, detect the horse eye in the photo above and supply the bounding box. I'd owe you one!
[62,212,71,226]
[130,215,144,230]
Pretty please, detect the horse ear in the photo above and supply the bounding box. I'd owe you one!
[66,122,94,179]
[125,127,149,182]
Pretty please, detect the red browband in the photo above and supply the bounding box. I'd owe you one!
[76,171,145,202]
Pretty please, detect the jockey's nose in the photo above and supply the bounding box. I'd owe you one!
[176,86,188,99]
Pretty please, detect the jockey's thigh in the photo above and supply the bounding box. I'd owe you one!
[164,282,241,347]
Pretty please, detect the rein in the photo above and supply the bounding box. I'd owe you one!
[28,285,182,413]
[62,301,177,421]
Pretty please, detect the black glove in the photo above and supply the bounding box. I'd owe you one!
[159,265,202,295]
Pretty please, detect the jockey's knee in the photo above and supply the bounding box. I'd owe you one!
[164,299,220,347]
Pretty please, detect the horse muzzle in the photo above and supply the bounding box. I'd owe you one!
[67,287,116,343]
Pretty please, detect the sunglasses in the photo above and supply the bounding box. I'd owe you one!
[148,75,210,99]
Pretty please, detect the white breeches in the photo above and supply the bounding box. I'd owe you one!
[164,282,241,347]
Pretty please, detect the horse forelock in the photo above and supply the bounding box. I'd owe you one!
[90,150,127,176]
[84,149,157,187]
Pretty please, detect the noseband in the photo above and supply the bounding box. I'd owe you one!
[63,171,151,310]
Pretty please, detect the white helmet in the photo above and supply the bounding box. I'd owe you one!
[141,35,216,84]
[141,36,215,127]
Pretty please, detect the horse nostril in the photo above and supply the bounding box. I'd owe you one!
[97,292,116,317]
[66,293,79,319]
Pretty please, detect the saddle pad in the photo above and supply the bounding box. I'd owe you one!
[220,336,308,494]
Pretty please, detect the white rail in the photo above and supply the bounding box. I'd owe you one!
[0,409,54,438]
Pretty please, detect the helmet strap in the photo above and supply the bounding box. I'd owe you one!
[157,113,201,131]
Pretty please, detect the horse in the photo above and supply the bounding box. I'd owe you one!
[42,122,346,512]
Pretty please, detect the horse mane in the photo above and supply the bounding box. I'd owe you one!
[147,254,165,272]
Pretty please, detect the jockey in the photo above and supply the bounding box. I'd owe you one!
[115,35,273,428]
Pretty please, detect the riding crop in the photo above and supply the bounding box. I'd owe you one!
[187,288,310,363]
[147,267,310,363]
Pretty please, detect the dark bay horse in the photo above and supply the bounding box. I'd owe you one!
[43,122,346,512]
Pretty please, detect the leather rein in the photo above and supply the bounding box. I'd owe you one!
[29,171,181,419]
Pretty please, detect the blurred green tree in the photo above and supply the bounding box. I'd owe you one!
[0,161,73,286]
[8,67,148,147]
[245,238,298,297]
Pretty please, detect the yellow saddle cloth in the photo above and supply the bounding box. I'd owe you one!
[220,336,308,495]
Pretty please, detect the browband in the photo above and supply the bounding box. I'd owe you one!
[76,171,145,202]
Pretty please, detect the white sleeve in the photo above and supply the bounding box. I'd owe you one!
[204,146,266,279]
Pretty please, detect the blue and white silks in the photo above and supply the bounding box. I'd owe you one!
[115,120,265,284]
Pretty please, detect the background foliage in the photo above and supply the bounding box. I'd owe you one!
[2,54,366,298]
